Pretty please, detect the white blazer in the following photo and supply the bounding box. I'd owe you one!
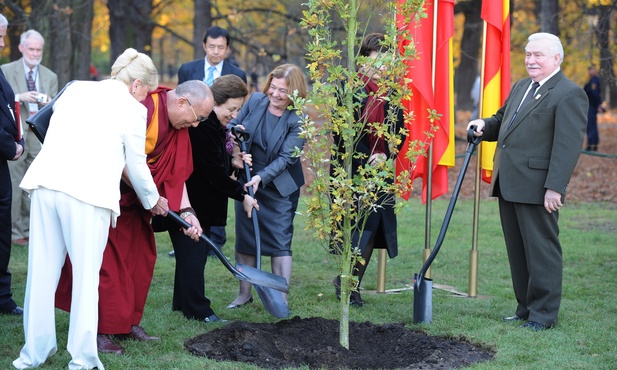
[20,79,159,225]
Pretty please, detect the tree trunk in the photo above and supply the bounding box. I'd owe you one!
[540,0,559,36]
[454,0,482,112]
[193,0,212,60]
[108,0,154,64]
[7,0,29,61]
[48,0,73,86]
[70,0,94,82]
[108,0,129,62]
[595,5,614,108]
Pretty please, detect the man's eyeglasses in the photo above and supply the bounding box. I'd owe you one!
[185,98,205,123]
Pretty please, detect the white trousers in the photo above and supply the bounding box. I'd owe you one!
[13,188,110,370]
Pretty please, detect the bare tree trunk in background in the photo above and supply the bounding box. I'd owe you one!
[454,0,482,112]
[595,5,615,108]
[47,1,73,86]
[5,0,28,61]
[193,0,212,60]
[133,0,153,53]
[108,0,128,62]
[540,0,559,36]
[70,0,94,82]
[108,0,154,63]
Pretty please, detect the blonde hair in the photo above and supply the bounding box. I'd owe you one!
[110,48,158,90]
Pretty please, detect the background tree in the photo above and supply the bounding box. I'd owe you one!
[454,0,482,112]
[541,0,559,36]
[192,0,212,60]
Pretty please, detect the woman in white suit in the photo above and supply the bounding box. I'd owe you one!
[13,49,173,370]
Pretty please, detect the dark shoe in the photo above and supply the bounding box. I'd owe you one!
[168,250,175,257]
[128,325,160,341]
[12,238,28,246]
[350,291,365,307]
[333,276,341,300]
[520,321,552,331]
[1,306,23,315]
[204,314,228,323]
[97,335,123,354]
[226,297,253,309]
[502,315,526,322]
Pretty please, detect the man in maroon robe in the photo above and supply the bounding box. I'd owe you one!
[55,80,213,354]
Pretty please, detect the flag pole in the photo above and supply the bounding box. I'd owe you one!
[468,21,488,299]
[422,0,439,279]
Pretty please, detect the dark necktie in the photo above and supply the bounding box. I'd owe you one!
[27,70,36,91]
[508,81,540,129]
[520,81,540,109]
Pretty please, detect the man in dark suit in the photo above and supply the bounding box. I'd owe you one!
[1,29,58,246]
[0,14,25,315]
[177,26,247,86]
[468,33,587,331]
[176,25,247,256]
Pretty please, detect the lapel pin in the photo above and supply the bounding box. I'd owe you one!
[535,94,541,99]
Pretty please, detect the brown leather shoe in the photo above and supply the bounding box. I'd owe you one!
[129,325,160,341]
[97,334,123,354]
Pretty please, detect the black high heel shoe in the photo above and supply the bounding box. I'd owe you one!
[350,291,365,307]
[226,297,254,309]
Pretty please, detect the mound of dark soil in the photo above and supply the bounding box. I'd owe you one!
[185,316,494,369]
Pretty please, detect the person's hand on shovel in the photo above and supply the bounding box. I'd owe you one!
[179,209,203,241]
[245,174,261,195]
[232,151,252,170]
[151,196,169,216]
[242,193,259,218]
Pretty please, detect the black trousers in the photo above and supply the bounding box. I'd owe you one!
[0,162,17,311]
[166,221,215,320]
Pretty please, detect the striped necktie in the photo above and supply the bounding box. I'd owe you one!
[205,66,216,86]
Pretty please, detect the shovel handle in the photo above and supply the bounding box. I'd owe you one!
[415,126,482,287]
[233,128,263,270]
[166,210,248,280]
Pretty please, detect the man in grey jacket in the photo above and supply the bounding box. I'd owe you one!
[467,33,587,331]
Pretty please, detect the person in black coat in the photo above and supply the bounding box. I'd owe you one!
[177,25,248,256]
[584,64,603,151]
[331,33,405,306]
[0,14,25,316]
[175,75,257,322]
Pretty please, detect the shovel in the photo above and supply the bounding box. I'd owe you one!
[166,211,288,293]
[233,127,291,318]
[413,126,483,324]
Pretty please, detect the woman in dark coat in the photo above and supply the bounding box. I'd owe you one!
[332,33,405,306]
[176,75,257,322]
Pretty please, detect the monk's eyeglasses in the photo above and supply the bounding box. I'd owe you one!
[185,98,205,122]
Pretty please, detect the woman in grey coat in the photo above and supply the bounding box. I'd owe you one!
[227,64,307,307]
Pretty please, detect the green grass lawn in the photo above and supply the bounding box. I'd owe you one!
[1,198,616,369]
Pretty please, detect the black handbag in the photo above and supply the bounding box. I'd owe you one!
[26,80,75,143]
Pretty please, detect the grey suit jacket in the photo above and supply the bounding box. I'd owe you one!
[483,70,587,204]
[229,93,305,197]
[1,58,58,124]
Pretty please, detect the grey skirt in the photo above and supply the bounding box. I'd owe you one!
[234,185,300,257]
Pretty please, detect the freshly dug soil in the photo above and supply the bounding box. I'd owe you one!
[185,116,615,370]
[185,316,494,369]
